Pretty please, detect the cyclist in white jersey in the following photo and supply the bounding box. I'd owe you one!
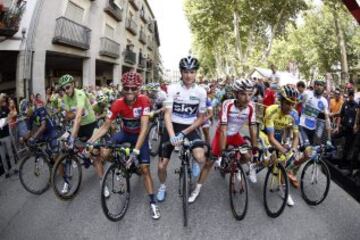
[156,56,207,202]
[287,77,333,187]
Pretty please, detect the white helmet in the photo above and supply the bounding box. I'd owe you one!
[232,79,254,92]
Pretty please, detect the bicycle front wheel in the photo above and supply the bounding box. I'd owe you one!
[101,163,130,221]
[181,165,189,227]
[263,163,288,218]
[229,162,248,220]
[149,123,160,157]
[19,153,51,195]
[300,159,330,206]
[51,154,82,201]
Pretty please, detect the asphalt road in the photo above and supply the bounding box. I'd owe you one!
[1,125,360,240]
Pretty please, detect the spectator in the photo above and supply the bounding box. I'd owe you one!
[296,81,306,115]
[7,97,17,145]
[263,81,276,107]
[333,90,359,173]
[0,93,17,178]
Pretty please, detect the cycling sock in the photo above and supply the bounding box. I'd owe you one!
[195,184,202,192]
[159,183,166,190]
[149,194,156,204]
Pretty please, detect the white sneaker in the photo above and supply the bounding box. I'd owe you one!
[61,182,69,194]
[188,188,200,203]
[287,194,295,207]
[104,185,110,198]
[150,203,161,220]
[215,157,222,168]
[249,163,257,183]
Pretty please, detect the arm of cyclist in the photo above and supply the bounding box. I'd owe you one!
[164,107,176,139]
[134,115,149,151]
[219,124,227,153]
[267,131,288,154]
[88,118,112,144]
[30,120,46,141]
[71,107,83,138]
[181,113,205,136]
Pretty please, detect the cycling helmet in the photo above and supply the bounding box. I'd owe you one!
[19,99,32,115]
[314,76,326,86]
[96,94,108,104]
[232,79,254,92]
[58,74,74,87]
[121,72,143,88]
[279,85,299,104]
[179,56,200,71]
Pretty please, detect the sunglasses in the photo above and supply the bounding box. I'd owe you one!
[62,85,72,91]
[123,86,138,92]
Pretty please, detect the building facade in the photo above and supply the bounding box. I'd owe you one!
[0,0,161,98]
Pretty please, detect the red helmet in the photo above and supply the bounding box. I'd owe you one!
[121,72,143,87]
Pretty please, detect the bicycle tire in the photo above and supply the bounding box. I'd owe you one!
[263,163,288,218]
[182,165,189,227]
[149,123,160,157]
[229,162,248,220]
[300,159,330,206]
[101,163,130,221]
[51,154,82,201]
[19,153,51,195]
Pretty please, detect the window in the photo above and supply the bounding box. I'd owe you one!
[105,24,114,39]
[113,0,123,10]
[65,1,84,23]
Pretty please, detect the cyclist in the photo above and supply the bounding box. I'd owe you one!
[289,77,333,187]
[263,85,300,206]
[58,74,107,196]
[188,79,257,203]
[157,56,207,202]
[87,72,160,220]
[24,99,60,158]
[92,94,109,122]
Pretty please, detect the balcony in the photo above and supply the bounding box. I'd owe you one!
[140,11,147,24]
[104,0,123,22]
[125,18,137,35]
[148,22,153,33]
[138,55,146,69]
[139,30,146,44]
[129,0,140,11]
[124,49,136,65]
[0,1,26,37]
[147,38,153,51]
[99,37,120,58]
[53,17,91,50]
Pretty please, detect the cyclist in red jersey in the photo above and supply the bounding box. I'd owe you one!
[88,72,160,220]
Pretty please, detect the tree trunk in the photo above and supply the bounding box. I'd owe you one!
[233,0,243,70]
[333,7,349,86]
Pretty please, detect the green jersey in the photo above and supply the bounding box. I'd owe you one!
[63,89,96,126]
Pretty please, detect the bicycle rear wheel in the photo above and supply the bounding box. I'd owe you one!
[263,163,288,218]
[300,159,330,205]
[181,165,189,227]
[19,153,51,195]
[149,123,160,157]
[51,154,82,201]
[229,162,248,220]
[101,163,130,221]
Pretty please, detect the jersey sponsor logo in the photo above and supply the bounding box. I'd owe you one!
[133,107,142,118]
[318,101,324,110]
[173,102,199,116]
[190,96,200,101]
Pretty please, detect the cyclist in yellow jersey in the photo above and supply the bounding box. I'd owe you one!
[263,85,300,206]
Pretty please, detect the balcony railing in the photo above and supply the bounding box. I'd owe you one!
[125,18,137,35]
[129,0,140,11]
[139,30,146,44]
[53,17,91,50]
[0,1,26,37]
[138,56,146,68]
[104,0,123,22]
[99,37,120,58]
[124,49,136,65]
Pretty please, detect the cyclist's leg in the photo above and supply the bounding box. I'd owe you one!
[157,128,173,184]
[79,122,102,177]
